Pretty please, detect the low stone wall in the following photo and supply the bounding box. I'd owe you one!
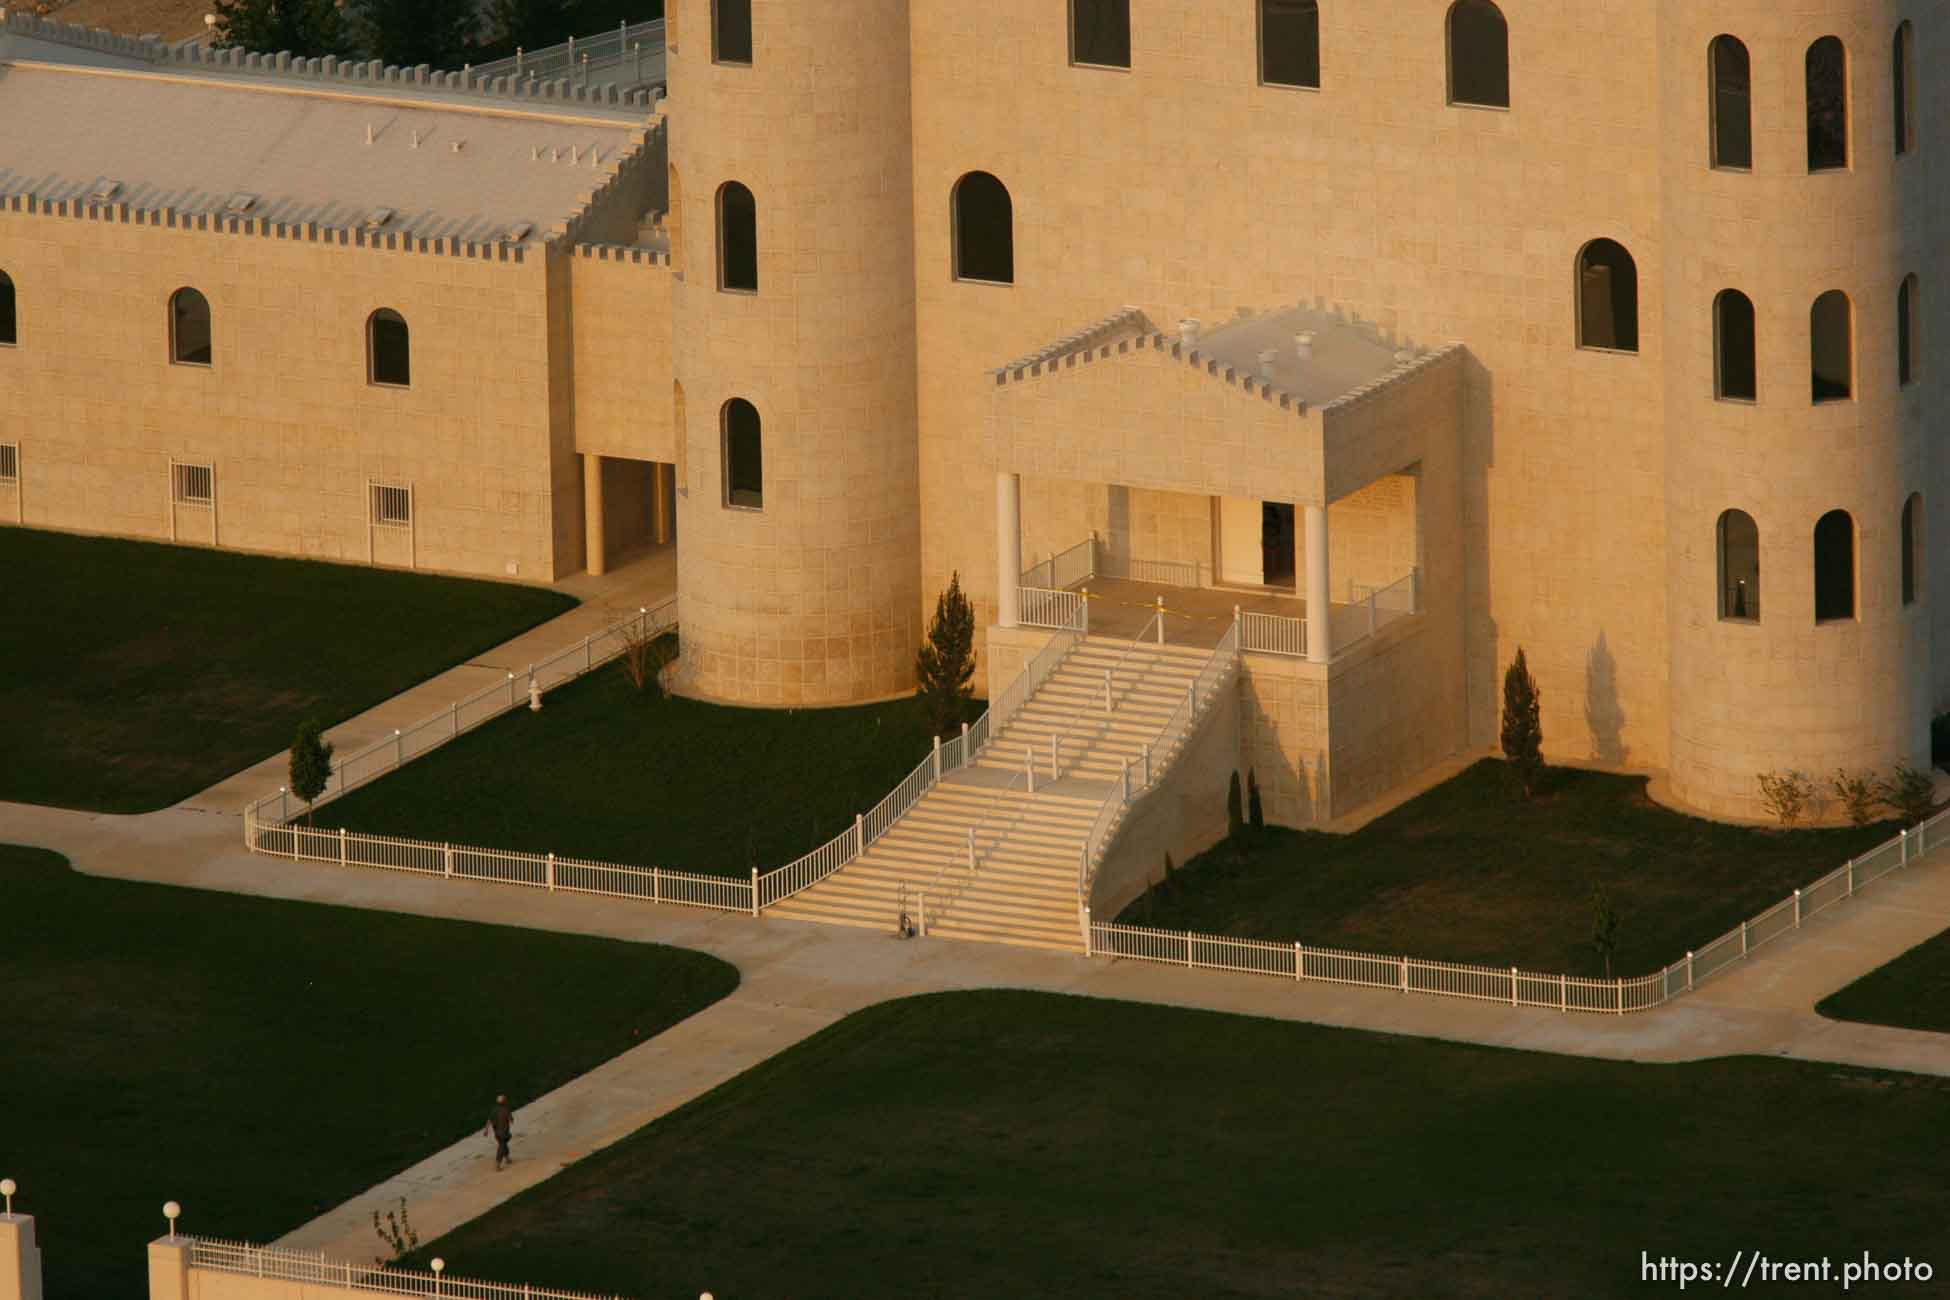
[0,1215,43,1300]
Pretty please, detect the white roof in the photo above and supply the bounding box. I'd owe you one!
[0,59,646,241]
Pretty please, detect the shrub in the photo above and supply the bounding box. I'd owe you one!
[1831,769,1881,828]
[1756,770,1813,827]
[1877,764,1937,826]
[1590,881,1620,979]
[372,1197,417,1266]
[1226,771,1244,839]
[289,718,334,826]
[1500,648,1543,799]
[1247,768,1265,830]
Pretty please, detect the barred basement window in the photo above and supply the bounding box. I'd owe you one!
[371,483,412,527]
[172,461,213,506]
[0,442,18,484]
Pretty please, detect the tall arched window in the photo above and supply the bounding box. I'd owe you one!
[717,181,757,293]
[1814,509,1856,621]
[1893,21,1915,157]
[1806,36,1849,171]
[1715,289,1757,401]
[1260,0,1320,89]
[1576,239,1638,352]
[1447,0,1509,109]
[1709,35,1752,169]
[1902,493,1923,605]
[1718,509,1760,621]
[169,287,212,366]
[712,0,752,65]
[367,309,410,387]
[952,172,1015,285]
[1898,274,1919,386]
[722,398,762,510]
[0,271,15,346]
[1071,0,1132,69]
[1811,291,1854,402]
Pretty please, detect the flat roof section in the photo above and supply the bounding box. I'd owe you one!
[0,61,646,241]
[1194,306,1415,410]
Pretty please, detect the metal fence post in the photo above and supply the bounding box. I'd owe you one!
[443,842,452,879]
[1399,956,1408,992]
[1902,827,1910,865]
[339,827,347,866]
[546,852,555,891]
[1294,941,1302,980]
[1615,980,1623,1015]
[1685,950,1694,991]
[652,866,661,903]
[932,734,941,781]
[1846,858,1855,897]
[1185,931,1194,967]
[1104,669,1113,714]
[394,728,403,767]
[1510,967,1518,1006]
[855,812,865,855]
[1559,972,1566,1012]
[1156,596,1166,645]
[750,868,759,917]
[1741,919,1748,956]
[1793,888,1802,928]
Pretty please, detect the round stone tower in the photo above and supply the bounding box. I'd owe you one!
[664,0,922,706]
[1658,1,1935,819]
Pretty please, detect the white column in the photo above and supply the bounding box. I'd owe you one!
[582,453,606,577]
[1305,503,1330,663]
[997,471,1022,628]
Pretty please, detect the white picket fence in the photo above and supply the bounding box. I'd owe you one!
[1088,803,1950,1014]
[183,1236,622,1300]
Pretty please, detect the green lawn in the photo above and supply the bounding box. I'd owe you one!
[1118,760,1894,977]
[0,846,738,1299]
[412,990,1950,1299]
[0,529,576,812]
[1818,929,1950,1033]
[318,665,955,876]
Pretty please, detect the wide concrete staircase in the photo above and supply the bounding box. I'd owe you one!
[766,639,1214,950]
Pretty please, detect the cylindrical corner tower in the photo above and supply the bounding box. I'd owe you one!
[1658,1,1935,818]
[665,0,922,706]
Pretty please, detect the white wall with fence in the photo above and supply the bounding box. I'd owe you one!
[152,1235,622,1300]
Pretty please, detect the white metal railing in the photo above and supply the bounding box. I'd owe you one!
[1019,586,1089,631]
[991,603,1088,734]
[1086,800,1950,1014]
[1098,554,1206,588]
[183,1236,623,1299]
[1021,536,1098,592]
[1335,568,1420,652]
[470,19,664,87]
[1040,609,1163,783]
[1240,609,1306,658]
[243,597,678,830]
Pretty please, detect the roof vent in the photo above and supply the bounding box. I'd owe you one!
[364,207,395,230]
[503,222,533,243]
[91,179,121,201]
[225,192,258,214]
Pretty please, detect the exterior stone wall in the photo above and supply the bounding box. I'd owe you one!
[570,249,676,464]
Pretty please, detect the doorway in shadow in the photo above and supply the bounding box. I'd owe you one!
[1262,502,1296,588]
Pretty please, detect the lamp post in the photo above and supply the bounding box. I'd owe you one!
[163,1201,181,1240]
[431,1257,445,1295]
[1,1178,15,1215]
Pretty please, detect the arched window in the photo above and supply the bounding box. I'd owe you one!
[1071,0,1131,69]
[1715,289,1757,401]
[1709,35,1752,169]
[1814,509,1856,621]
[722,398,762,510]
[1260,0,1320,89]
[0,271,15,346]
[717,182,757,294]
[1902,493,1923,605]
[1811,291,1854,402]
[1898,274,1919,386]
[1806,36,1849,171]
[1447,0,1509,109]
[952,172,1015,284]
[1718,509,1760,621]
[712,0,752,65]
[1576,239,1638,352]
[367,309,410,387]
[169,287,211,366]
[1894,21,1915,157]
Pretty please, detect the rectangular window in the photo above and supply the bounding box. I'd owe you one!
[171,461,213,507]
[712,0,752,65]
[1259,0,1320,89]
[1070,0,1131,69]
[0,442,17,485]
[371,483,412,528]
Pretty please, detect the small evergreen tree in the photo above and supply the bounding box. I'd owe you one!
[1226,770,1244,839]
[1591,881,1620,979]
[212,0,345,56]
[1500,647,1544,799]
[288,718,334,826]
[1247,768,1265,830]
[915,572,976,738]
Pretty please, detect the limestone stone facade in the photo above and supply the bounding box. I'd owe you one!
[4,1,1943,822]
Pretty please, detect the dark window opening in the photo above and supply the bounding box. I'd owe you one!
[1902,494,1922,606]
[1894,22,1915,157]
[953,172,1015,284]
[1710,35,1752,168]
[0,271,14,346]
[712,0,752,65]
[1715,289,1757,401]
[723,398,762,510]
[1814,509,1856,621]
[1718,509,1760,621]
[1447,0,1509,109]
[1576,239,1638,352]
[1806,36,1849,171]
[1260,0,1320,89]
[170,287,212,366]
[718,182,757,293]
[1899,274,1918,386]
[368,308,410,387]
[1071,0,1131,69]
[1811,290,1853,402]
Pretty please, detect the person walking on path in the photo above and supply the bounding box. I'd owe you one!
[486,1094,514,1170]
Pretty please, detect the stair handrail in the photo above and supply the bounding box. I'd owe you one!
[1039,606,1164,783]
[1075,615,1243,921]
